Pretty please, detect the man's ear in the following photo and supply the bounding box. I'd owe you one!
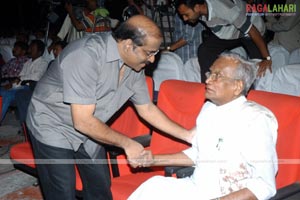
[123,39,133,52]
[234,80,244,96]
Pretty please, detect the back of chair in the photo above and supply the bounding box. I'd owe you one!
[248,90,300,189]
[152,52,184,92]
[109,76,153,138]
[151,80,206,154]
[111,80,206,200]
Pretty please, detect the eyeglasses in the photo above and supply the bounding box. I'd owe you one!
[205,71,238,82]
[139,47,160,58]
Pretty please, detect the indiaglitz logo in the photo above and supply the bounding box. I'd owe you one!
[246,3,297,16]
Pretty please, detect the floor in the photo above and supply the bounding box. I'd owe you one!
[0,110,43,199]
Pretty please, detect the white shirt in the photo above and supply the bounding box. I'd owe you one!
[129,96,278,200]
[19,56,48,81]
[184,96,278,199]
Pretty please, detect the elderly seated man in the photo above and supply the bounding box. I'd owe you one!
[129,53,278,200]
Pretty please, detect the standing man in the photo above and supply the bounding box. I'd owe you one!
[175,0,272,82]
[26,15,193,200]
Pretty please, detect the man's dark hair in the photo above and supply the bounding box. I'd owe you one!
[112,22,146,46]
[14,41,29,52]
[30,39,46,56]
[175,0,205,9]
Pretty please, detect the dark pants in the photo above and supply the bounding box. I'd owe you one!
[29,132,112,200]
[198,33,262,83]
[15,89,33,123]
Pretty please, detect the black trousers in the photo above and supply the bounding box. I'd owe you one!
[198,33,262,83]
[29,132,112,200]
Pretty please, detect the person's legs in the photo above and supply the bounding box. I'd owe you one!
[197,35,241,83]
[75,145,112,200]
[0,86,29,122]
[0,88,16,121]
[129,176,199,200]
[29,131,77,200]
[15,89,33,123]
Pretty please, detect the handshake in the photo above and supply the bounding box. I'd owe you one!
[127,150,154,168]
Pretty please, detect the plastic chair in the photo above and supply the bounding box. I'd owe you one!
[111,80,206,200]
[9,123,84,193]
[152,51,184,92]
[289,48,300,65]
[271,64,300,96]
[248,90,300,189]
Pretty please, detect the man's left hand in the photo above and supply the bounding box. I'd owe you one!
[257,60,272,77]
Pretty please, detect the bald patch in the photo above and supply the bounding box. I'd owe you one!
[127,15,162,39]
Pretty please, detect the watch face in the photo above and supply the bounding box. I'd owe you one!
[266,56,271,60]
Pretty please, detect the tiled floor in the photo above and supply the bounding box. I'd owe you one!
[0,111,43,199]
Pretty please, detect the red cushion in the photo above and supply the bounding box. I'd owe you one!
[248,90,300,188]
[111,171,164,200]
[10,142,36,168]
[10,142,83,191]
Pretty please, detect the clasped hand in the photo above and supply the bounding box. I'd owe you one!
[124,141,154,168]
[128,150,154,168]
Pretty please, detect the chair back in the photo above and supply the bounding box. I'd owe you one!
[109,76,153,138]
[152,52,184,91]
[248,90,300,188]
[151,80,206,154]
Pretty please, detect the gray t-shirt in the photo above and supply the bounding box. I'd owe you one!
[201,0,265,39]
[26,34,150,158]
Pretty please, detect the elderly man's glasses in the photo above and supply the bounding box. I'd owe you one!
[205,71,238,81]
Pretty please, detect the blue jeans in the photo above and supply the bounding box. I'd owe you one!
[0,86,30,122]
[29,132,112,200]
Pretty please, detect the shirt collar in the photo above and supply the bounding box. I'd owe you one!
[208,95,247,112]
[106,35,124,68]
[219,96,246,110]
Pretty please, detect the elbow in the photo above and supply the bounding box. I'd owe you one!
[73,118,88,133]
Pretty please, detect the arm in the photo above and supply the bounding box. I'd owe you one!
[248,25,272,77]
[152,152,194,167]
[167,14,188,51]
[135,102,194,143]
[65,3,86,31]
[167,38,187,51]
[71,103,146,167]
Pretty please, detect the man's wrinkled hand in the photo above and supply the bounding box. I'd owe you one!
[138,150,154,167]
[257,60,272,77]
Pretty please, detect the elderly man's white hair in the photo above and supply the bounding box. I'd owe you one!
[219,53,257,95]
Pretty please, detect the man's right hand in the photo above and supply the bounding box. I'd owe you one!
[124,139,146,168]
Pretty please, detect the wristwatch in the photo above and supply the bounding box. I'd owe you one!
[264,56,271,61]
[166,46,171,51]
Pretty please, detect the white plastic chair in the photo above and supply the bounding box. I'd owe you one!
[254,43,290,91]
[289,48,300,64]
[152,51,184,92]
[271,64,300,96]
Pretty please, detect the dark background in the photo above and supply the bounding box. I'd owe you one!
[0,0,67,35]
